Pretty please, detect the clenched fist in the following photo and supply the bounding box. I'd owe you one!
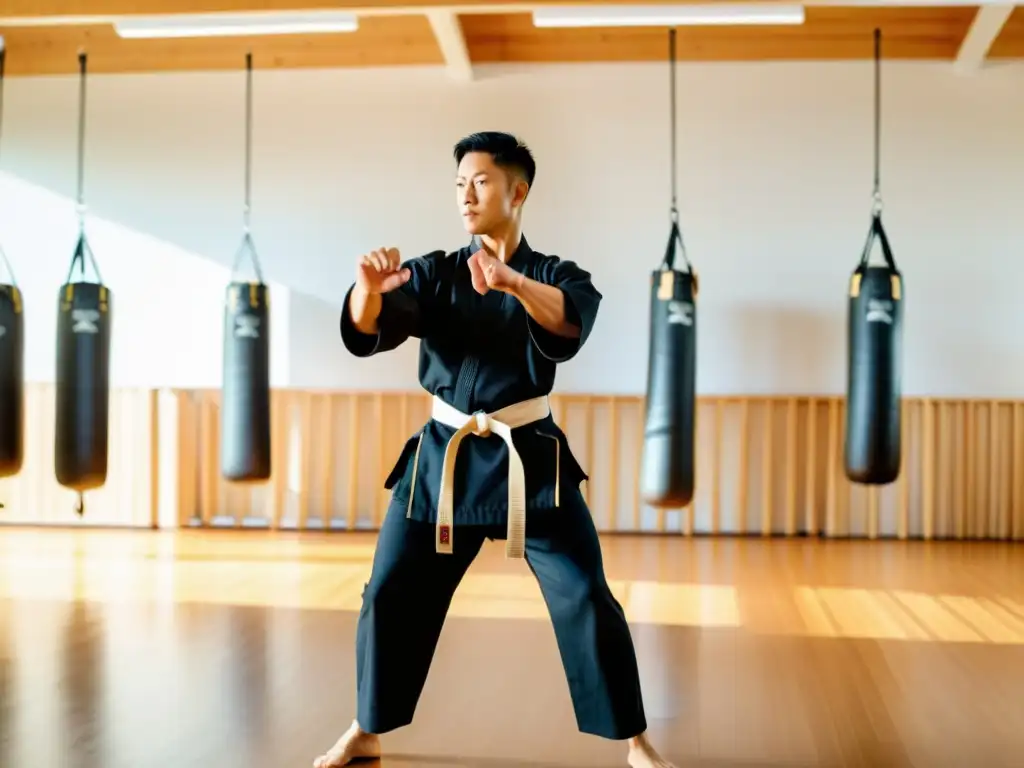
[356,247,411,295]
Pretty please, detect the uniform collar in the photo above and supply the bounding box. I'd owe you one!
[467,234,532,269]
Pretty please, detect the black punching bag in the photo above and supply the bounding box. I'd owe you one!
[0,278,24,478]
[55,236,113,499]
[640,217,698,507]
[220,280,271,482]
[0,49,23,480]
[844,212,903,484]
[220,51,271,483]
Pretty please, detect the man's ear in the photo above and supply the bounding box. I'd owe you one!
[513,180,530,207]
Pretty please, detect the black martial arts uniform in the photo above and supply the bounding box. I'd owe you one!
[339,235,648,741]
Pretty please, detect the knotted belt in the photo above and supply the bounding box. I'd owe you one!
[431,394,551,559]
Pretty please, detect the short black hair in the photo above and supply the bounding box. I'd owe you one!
[453,131,536,189]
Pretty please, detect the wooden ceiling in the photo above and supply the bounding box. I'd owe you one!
[0,1,1021,76]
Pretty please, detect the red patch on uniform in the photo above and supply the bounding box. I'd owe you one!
[440,525,450,545]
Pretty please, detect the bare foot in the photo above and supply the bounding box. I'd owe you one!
[312,720,381,767]
[627,731,676,767]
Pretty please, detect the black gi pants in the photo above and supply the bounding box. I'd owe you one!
[354,487,648,741]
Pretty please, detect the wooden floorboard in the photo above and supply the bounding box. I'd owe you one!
[1,528,1023,767]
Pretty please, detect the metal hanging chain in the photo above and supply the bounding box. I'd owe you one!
[66,50,103,285]
[669,27,678,223]
[244,51,253,234]
[77,50,87,229]
[232,51,264,284]
[663,27,692,273]
[0,44,5,167]
[871,27,882,215]
[0,44,15,287]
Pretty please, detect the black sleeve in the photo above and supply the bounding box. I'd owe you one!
[526,257,602,363]
[339,250,447,357]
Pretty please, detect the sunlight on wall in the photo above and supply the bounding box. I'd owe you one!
[0,171,291,388]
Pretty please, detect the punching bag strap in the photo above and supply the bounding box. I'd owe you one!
[65,229,104,284]
[857,212,897,271]
[0,245,14,287]
[231,51,265,286]
[661,213,694,275]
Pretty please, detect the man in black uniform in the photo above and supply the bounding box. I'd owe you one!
[314,132,675,768]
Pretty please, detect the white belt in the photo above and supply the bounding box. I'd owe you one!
[431,394,551,559]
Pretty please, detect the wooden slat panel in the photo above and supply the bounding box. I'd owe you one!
[5,384,1024,542]
[0,0,749,16]
[989,6,1024,58]
[1,5,1017,75]
[0,385,157,527]
[461,7,979,64]
[185,390,1020,541]
[0,16,442,75]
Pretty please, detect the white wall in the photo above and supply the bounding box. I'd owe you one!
[0,172,292,388]
[2,60,1023,397]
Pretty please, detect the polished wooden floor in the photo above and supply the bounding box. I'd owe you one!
[1,528,1023,768]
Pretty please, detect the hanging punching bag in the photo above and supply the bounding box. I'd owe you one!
[640,217,698,507]
[220,276,271,482]
[844,212,902,484]
[54,50,112,515]
[55,235,113,501]
[639,29,699,509]
[220,52,271,483]
[843,28,903,486]
[0,48,24,480]
[0,277,24,479]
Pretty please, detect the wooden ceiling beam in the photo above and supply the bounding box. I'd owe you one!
[426,9,474,80]
[0,0,710,23]
[953,4,1015,72]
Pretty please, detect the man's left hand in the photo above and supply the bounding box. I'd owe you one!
[468,249,525,295]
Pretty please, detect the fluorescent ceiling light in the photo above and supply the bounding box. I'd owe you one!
[113,11,359,39]
[532,4,806,28]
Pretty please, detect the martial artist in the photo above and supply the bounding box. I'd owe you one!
[315,131,675,768]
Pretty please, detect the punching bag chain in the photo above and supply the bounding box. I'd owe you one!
[66,50,102,285]
[76,49,88,229]
[0,43,15,288]
[232,51,265,284]
[243,51,254,235]
[871,28,882,216]
[661,28,691,274]
[0,43,5,168]
[668,28,678,223]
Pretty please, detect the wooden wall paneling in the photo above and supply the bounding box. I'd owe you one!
[4,384,1024,542]
[0,385,157,527]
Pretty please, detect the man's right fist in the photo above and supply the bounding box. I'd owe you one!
[355,247,411,294]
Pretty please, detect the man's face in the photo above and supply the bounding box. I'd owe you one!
[456,151,527,235]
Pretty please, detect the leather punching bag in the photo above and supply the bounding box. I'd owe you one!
[640,218,698,507]
[55,235,113,498]
[844,212,903,484]
[0,50,22,480]
[220,53,271,484]
[220,280,271,482]
[0,278,24,478]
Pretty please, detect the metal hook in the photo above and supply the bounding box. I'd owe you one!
[74,492,84,517]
